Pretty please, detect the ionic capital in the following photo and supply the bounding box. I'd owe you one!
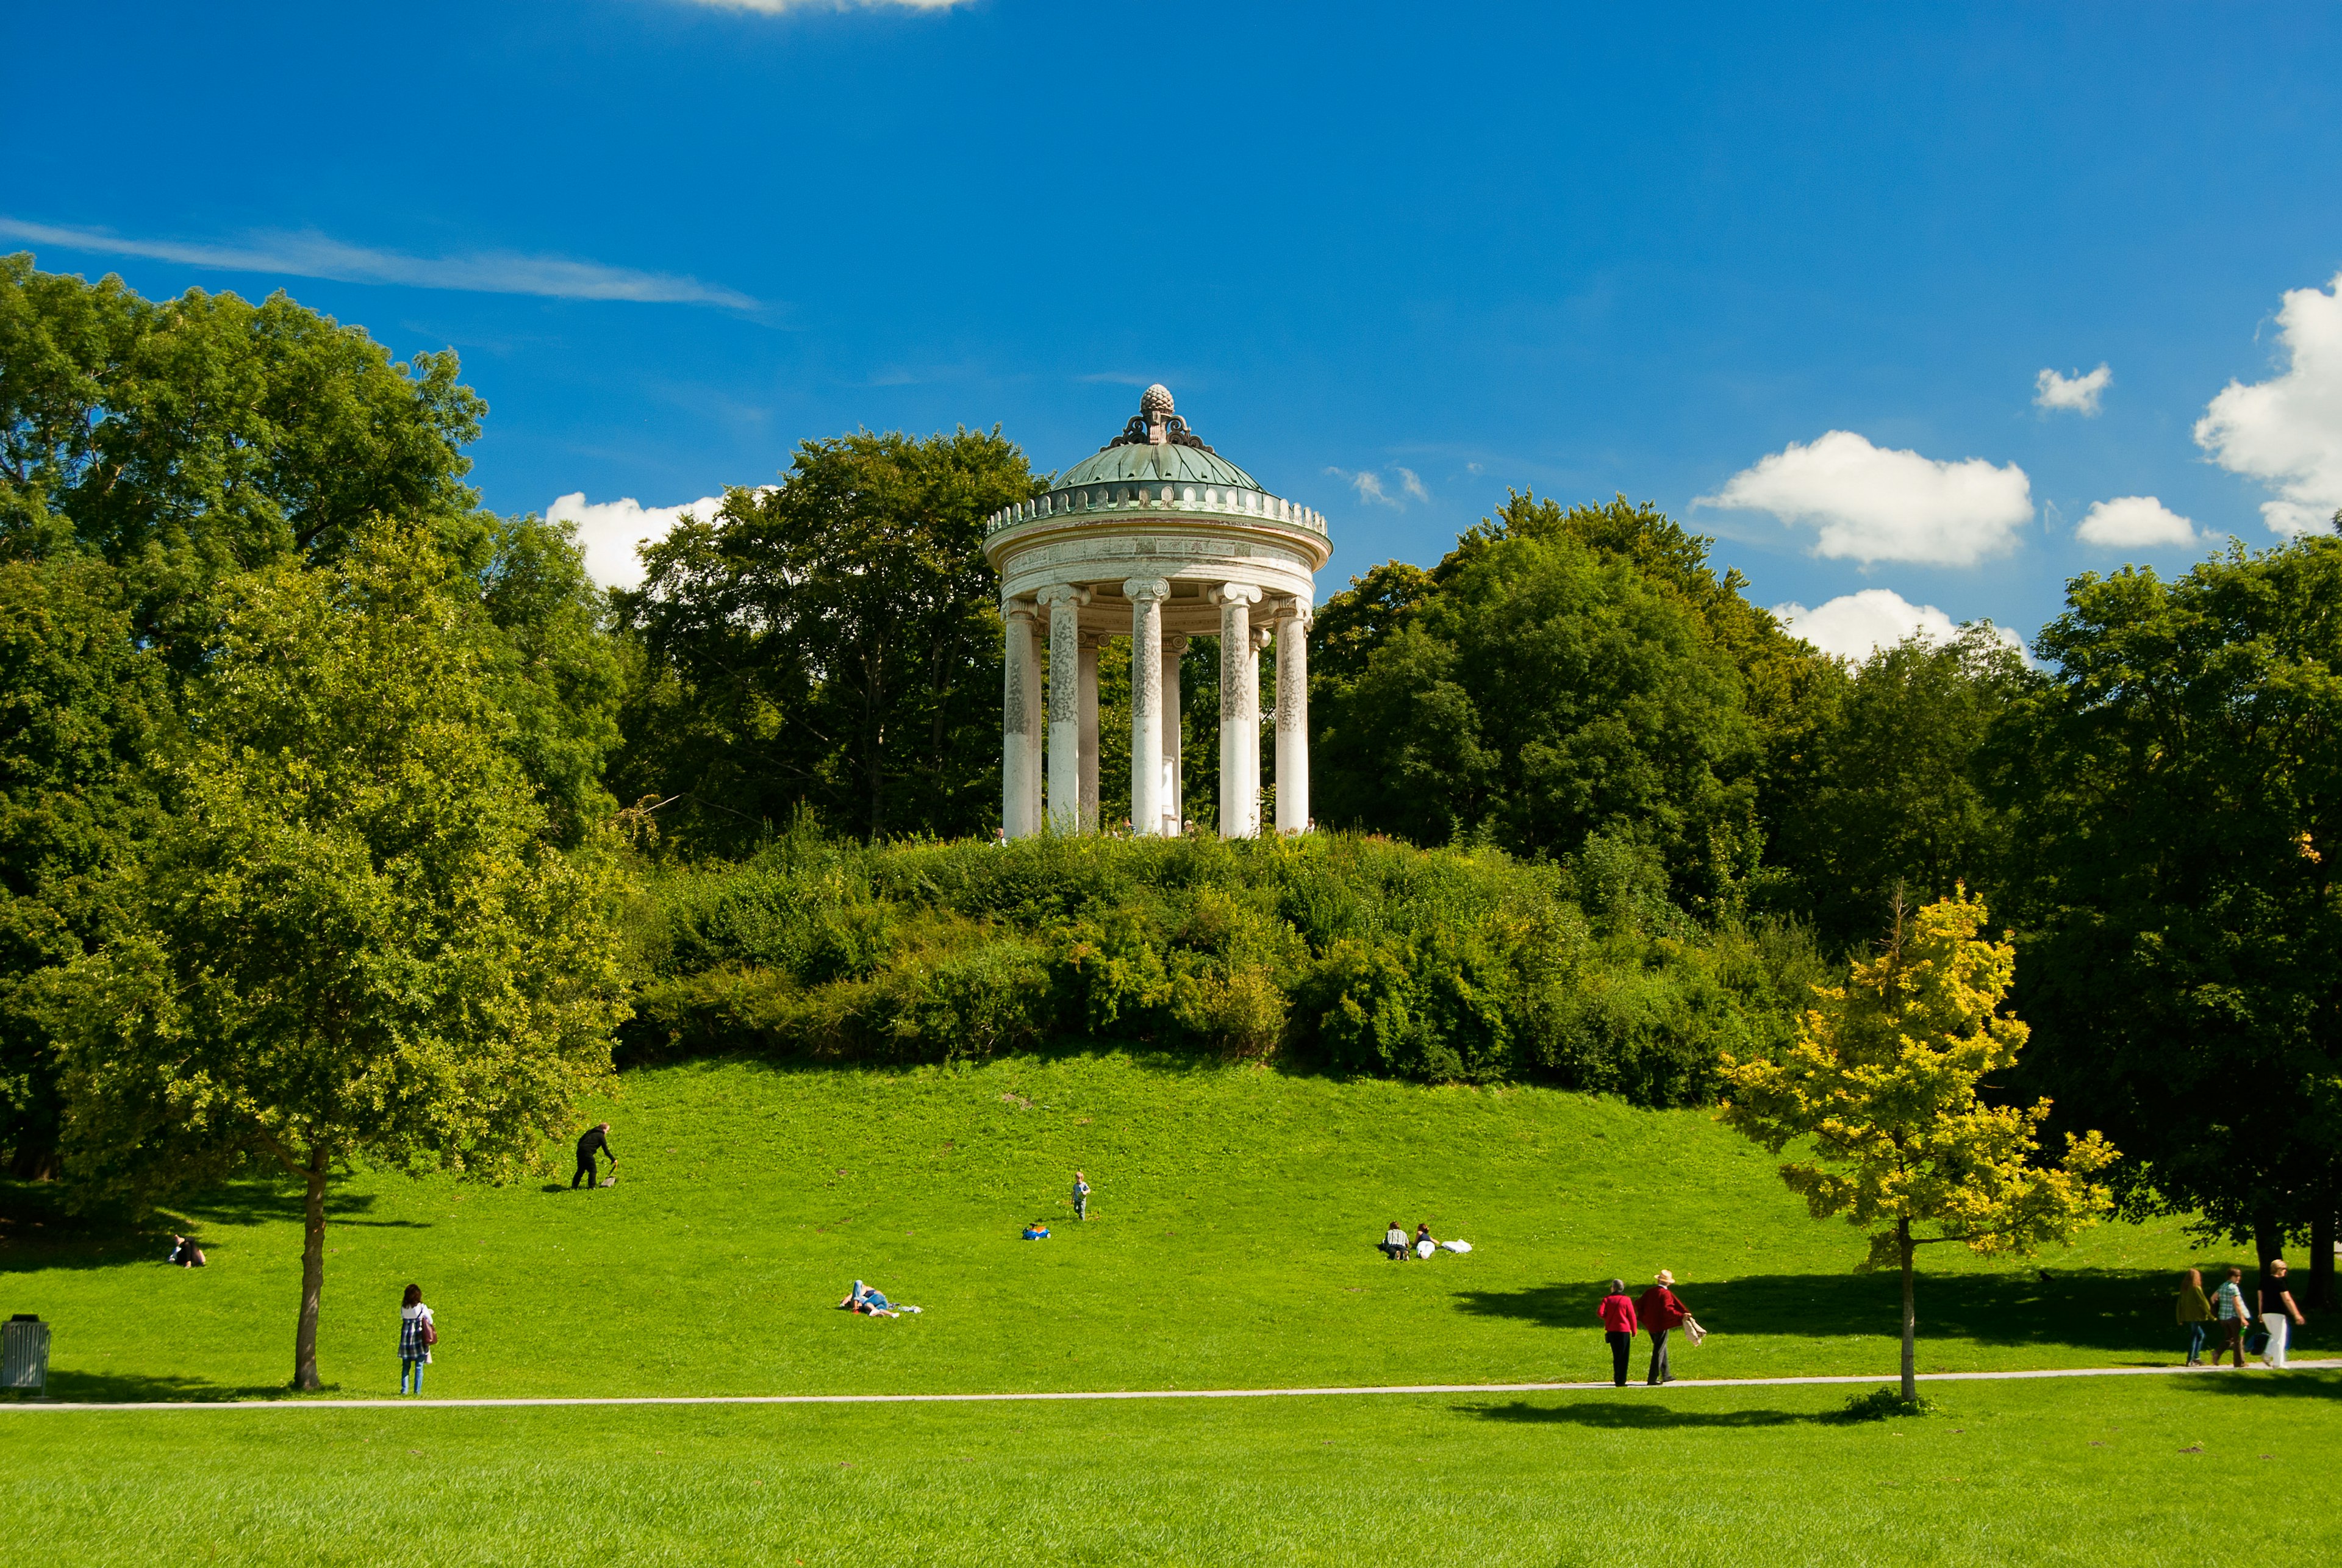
[1164,632,1192,654]
[1122,577,1173,603]
[1206,582,1262,607]
[1270,596,1314,628]
[1035,582,1092,608]
[1003,598,1039,624]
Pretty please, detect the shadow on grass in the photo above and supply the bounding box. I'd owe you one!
[1453,1268,2233,1355]
[1465,1397,1846,1429]
[2174,1369,2342,1402]
[0,1176,429,1276]
[30,1369,309,1403]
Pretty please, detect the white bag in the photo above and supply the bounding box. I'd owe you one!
[1683,1314,1707,1347]
[1440,1239,1472,1254]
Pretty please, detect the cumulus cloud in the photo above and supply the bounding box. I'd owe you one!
[2194,271,2342,537]
[1774,589,2022,662]
[2075,495,2198,550]
[1697,431,2034,566]
[2035,363,2111,415]
[549,492,729,591]
[0,217,757,310]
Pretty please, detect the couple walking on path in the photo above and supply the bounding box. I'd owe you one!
[1597,1272,1700,1386]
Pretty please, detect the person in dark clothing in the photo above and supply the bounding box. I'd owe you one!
[573,1122,616,1189]
[1638,1270,1689,1385]
[1596,1280,1639,1387]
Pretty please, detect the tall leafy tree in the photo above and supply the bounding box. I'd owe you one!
[614,428,1040,850]
[1314,521,1762,908]
[1776,626,2035,948]
[1721,891,2118,1399]
[43,528,631,1389]
[2000,539,2342,1305]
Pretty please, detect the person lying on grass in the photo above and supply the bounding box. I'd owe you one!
[1380,1221,1409,1261]
[1414,1223,1439,1259]
[1023,1221,1051,1240]
[837,1280,922,1317]
[166,1234,207,1267]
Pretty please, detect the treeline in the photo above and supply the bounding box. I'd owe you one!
[4,260,2337,1303]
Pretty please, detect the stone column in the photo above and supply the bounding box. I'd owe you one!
[1212,583,1261,838]
[1077,631,1102,832]
[1125,578,1170,836]
[1275,600,1312,833]
[1161,632,1188,834]
[1001,600,1042,839]
[1038,584,1088,835]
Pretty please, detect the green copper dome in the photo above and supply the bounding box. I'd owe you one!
[1058,438,1258,491]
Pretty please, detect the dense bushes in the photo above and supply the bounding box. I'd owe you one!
[621,826,1825,1108]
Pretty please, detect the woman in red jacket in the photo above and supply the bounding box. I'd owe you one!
[1595,1280,1639,1387]
[1637,1270,1689,1385]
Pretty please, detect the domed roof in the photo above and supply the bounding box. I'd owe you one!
[1057,385,1260,491]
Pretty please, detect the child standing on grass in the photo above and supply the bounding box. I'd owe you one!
[1072,1170,1090,1222]
[399,1284,435,1395]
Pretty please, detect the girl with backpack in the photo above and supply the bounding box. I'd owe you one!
[399,1284,436,1394]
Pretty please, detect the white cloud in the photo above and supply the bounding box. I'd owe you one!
[1324,465,1429,509]
[0,217,757,310]
[549,492,728,591]
[2035,363,2111,415]
[1395,466,1431,503]
[2075,495,2199,550]
[1696,430,2034,566]
[2194,271,2342,537]
[1774,589,2023,663]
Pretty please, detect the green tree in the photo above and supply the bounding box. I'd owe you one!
[1777,626,2034,947]
[2000,538,2342,1306]
[614,428,1040,851]
[1,258,625,1170]
[1720,890,2118,1399]
[43,529,631,1389]
[1314,522,1762,908]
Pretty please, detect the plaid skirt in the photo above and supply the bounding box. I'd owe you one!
[399,1312,433,1362]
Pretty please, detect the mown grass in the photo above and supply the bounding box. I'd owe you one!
[4,1374,2336,1566]
[0,1052,2245,1402]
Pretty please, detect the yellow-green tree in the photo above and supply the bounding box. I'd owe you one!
[1719,890,2117,1400]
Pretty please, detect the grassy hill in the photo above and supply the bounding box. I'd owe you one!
[0,1051,2232,1401]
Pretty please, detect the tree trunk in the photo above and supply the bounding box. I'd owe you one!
[1899,1218,1918,1403]
[2254,1212,2285,1278]
[2313,1201,2337,1311]
[292,1145,329,1391]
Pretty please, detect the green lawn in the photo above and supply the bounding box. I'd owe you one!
[0,1051,2250,1401]
[5,1374,2338,1566]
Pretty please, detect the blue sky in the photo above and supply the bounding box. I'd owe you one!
[7,1,2340,656]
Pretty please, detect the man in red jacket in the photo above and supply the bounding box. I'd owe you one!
[1595,1280,1639,1386]
[1638,1270,1689,1385]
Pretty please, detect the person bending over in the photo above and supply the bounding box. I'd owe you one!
[573,1122,616,1189]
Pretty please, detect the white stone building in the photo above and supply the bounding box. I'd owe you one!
[983,386,1331,839]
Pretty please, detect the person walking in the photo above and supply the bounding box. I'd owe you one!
[2176,1268,2214,1366]
[1638,1270,1690,1385]
[573,1122,616,1189]
[2211,1265,2251,1367]
[398,1284,435,1395]
[2258,1258,2306,1369]
[1072,1170,1091,1222]
[1597,1279,1639,1387]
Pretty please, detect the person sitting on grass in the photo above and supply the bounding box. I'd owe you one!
[166,1234,207,1267]
[1023,1221,1051,1240]
[1380,1220,1409,1261]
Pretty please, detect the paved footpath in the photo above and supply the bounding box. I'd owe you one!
[8,1359,2336,1412]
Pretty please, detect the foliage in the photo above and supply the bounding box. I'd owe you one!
[620,828,1817,1107]
[613,428,1042,851]
[1774,626,2035,947]
[1998,538,2342,1294]
[39,528,632,1387]
[1719,890,2117,1397]
[1838,1386,1941,1420]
